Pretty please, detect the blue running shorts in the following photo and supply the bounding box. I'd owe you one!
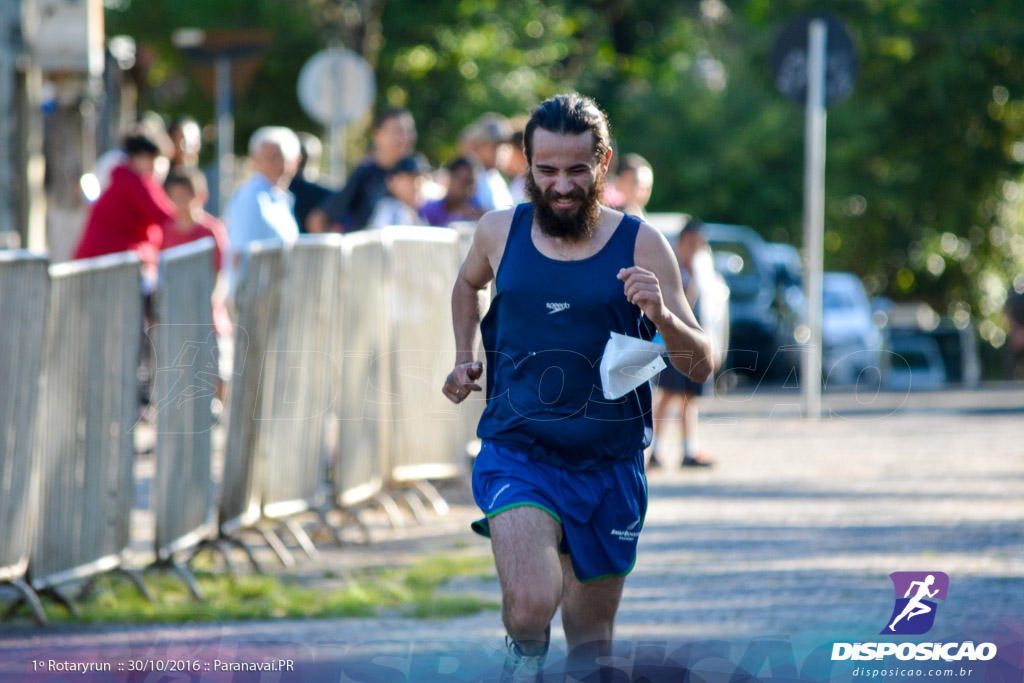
[471,440,648,582]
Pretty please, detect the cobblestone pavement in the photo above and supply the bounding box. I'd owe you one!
[2,387,1023,680]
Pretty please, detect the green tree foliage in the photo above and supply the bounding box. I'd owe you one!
[106,0,1024,355]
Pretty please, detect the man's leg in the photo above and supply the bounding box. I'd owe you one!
[559,553,626,672]
[681,391,712,466]
[681,392,697,453]
[649,389,675,468]
[489,506,563,652]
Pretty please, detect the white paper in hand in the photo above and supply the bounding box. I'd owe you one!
[599,331,667,399]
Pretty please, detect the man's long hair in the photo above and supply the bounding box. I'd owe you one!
[523,93,612,165]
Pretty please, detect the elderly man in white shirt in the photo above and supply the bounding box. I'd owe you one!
[223,126,301,296]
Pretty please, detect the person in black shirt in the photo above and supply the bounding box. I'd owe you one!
[307,107,416,233]
[289,132,333,233]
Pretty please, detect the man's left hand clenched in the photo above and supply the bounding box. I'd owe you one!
[617,266,669,324]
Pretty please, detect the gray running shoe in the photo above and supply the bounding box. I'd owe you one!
[500,627,550,682]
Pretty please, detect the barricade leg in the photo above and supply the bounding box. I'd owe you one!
[43,587,81,618]
[223,535,264,573]
[5,586,81,620]
[283,519,319,560]
[319,507,371,545]
[1,579,48,625]
[214,541,239,575]
[187,534,264,575]
[257,526,296,568]
[306,507,348,547]
[162,561,205,602]
[139,558,206,603]
[399,489,429,523]
[75,575,99,602]
[412,480,450,516]
[111,568,154,603]
[372,492,405,529]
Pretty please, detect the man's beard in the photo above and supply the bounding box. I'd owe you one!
[525,170,604,243]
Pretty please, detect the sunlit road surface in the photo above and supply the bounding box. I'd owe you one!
[1,384,1020,680]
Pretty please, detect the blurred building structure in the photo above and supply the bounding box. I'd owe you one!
[0,0,44,252]
[1,0,136,260]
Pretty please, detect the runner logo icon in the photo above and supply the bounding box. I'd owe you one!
[882,571,949,635]
[832,571,996,662]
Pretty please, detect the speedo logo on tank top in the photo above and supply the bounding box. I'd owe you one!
[546,302,571,314]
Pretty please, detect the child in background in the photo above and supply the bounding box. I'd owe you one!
[163,169,232,338]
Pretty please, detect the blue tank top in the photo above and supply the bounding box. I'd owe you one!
[478,203,656,471]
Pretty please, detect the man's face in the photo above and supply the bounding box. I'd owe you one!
[253,142,296,186]
[447,166,476,205]
[616,166,653,209]
[525,129,608,242]
[471,141,511,171]
[129,152,169,184]
[675,231,705,269]
[374,114,417,165]
[386,172,421,207]
[502,144,528,177]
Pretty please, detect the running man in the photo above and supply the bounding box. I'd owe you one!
[442,93,713,680]
[888,574,939,632]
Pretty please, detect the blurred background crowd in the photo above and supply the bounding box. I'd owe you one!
[2,0,1023,388]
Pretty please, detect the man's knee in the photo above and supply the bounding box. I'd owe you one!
[562,609,614,643]
[503,590,558,636]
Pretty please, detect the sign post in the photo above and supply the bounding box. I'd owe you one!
[297,49,376,184]
[173,29,273,214]
[802,19,827,420]
[772,14,857,419]
[215,55,233,218]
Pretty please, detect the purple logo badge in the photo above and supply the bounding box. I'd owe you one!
[881,571,949,635]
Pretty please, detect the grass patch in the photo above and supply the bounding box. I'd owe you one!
[11,553,498,625]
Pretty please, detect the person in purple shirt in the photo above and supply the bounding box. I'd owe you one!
[420,157,487,227]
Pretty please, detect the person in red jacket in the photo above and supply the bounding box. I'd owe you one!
[74,125,176,276]
[74,124,175,414]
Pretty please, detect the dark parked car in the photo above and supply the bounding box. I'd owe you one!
[704,224,802,381]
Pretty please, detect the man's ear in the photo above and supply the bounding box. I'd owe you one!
[600,147,613,174]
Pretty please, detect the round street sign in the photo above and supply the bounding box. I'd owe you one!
[772,14,857,107]
[297,48,376,126]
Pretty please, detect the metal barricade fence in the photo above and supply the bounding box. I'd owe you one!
[0,251,50,623]
[382,227,465,483]
[219,241,285,535]
[152,239,218,563]
[30,253,142,591]
[332,231,389,510]
[0,231,22,250]
[259,235,344,520]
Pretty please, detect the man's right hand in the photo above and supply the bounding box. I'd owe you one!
[442,361,484,404]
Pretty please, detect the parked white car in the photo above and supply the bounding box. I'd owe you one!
[822,272,885,387]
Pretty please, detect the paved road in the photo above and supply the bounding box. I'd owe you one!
[2,387,1022,681]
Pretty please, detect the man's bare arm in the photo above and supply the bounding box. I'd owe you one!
[619,223,714,383]
[443,209,511,404]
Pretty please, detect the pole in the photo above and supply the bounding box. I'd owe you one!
[802,19,827,420]
[0,0,21,236]
[215,56,234,215]
[329,122,347,185]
